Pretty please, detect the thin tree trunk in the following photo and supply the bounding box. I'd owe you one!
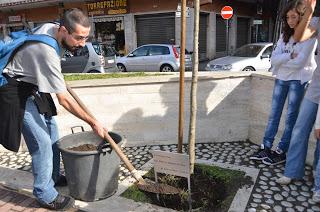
[178,0,187,153]
[189,0,199,174]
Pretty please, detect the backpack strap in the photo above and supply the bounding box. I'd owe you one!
[25,34,60,55]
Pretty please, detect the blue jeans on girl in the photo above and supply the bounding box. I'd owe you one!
[263,79,306,152]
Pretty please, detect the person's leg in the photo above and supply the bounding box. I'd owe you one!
[283,98,317,179]
[250,79,288,161]
[263,79,289,149]
[45,116,60,183]
[313,140,320,203]
[277,81,306,152]
[22,97,58,204]
[314,140,320,175]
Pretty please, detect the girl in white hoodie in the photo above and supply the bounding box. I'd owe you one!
[250,0,317,166]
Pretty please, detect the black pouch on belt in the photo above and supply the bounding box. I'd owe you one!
[0,74,35,152]
[32,92,57,118]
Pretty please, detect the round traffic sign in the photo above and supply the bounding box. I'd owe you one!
[221,6,233,20]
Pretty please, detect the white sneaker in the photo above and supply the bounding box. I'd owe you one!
[313,191,320,203]
[276,176,292,185]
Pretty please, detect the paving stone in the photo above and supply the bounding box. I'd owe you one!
[312,205,320,211]
[265,199,274,204]
[289,184,297,191]
[269,181,276,186]
[295,206,306,212]
[259,181,267,185]
[261,204,271,210]
[301,191,311,197]
[286,208,295,212]
[281,201,293,207]
[274,205,283,212]
[301,185,310,192]
[281,191,289,197]
[264,194,271,199]
[291,190,299,196]
[274,194,283,201]
[255,188,262,193]
[265,190,273,195]
[287,197,295,202]
[248,208,256,212]
[270,187,280,191]
[253,198,261,203]
[250,203,258,208]
[252,194,262,199]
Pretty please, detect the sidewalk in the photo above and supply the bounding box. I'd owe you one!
[0,184,49,212]
[1,141,320,211]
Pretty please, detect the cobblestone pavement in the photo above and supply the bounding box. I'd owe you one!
[0,141,319,211]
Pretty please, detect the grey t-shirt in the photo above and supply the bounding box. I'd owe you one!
[4,23,66,93]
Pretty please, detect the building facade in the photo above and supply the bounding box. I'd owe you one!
[0,0,279,59]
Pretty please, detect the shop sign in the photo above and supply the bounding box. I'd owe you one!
[8,15,21,22]
[86,0,128,16]
[176,4,190,18]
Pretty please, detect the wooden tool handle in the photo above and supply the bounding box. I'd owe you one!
[66,84,145,184]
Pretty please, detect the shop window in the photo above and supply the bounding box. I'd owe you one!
[95,20,125,55]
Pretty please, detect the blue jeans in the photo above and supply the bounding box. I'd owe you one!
[22,97,60,204]
[284,98,319,182]
[263,79,306,152]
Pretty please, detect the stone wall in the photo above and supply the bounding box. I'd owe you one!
[2,72,316,165]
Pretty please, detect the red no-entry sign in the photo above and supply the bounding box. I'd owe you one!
[221,6,233,20]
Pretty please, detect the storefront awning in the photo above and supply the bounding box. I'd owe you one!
[0,0,47,7]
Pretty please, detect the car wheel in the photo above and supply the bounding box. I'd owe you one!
[117,64,127,72]
[242,66,255,72]
[160,64,174,72]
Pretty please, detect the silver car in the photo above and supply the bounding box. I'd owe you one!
[205,42,273,72]
[61,42,105,73]
[101,45,121,70]
[116,44,192,72]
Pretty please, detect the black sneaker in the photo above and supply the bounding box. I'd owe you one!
[250,146,272,161]
[54,175,68,187]
[39,194,74,211]
[262,150,286,165]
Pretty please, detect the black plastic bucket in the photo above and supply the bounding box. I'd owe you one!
[57,131,122,202]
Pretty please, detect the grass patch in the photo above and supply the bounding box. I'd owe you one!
[63,72,168,81]
[121,163,252,211]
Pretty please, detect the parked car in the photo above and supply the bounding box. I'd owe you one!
[116,44,192,72]
[101,44,121,70]
[61,42,105,73]
[205,42,273,72]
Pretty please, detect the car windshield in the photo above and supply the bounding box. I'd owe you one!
[232,45,264,57]
[92,43,103,56]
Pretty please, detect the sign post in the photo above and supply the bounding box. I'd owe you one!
[221,6,233,55]
[151,150,191,210]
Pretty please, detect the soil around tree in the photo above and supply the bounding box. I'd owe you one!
[121,164,253,211]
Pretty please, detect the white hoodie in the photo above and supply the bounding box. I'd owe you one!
[270,34,317,84]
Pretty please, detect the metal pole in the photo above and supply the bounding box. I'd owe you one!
[226,19,229,55]
[178,0,187,153]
